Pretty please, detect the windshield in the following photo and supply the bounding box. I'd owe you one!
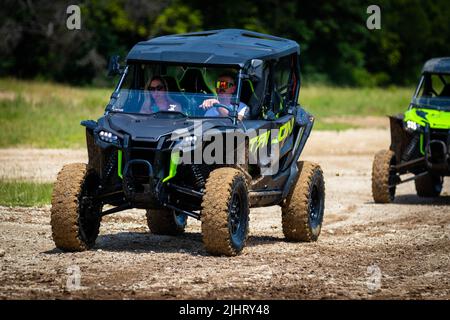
[109,63,247,118]
[413,73,450,110]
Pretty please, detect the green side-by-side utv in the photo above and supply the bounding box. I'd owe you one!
[372,57,450,202]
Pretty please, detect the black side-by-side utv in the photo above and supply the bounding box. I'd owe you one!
[50,29,325,256]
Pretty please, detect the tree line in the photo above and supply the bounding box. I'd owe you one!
[1,0,449,86]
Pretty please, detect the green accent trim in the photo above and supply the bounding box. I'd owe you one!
[419,134,425,155]
[117,150,123,179]
[249,117,295,153]
[249,130,270,153]
[271,117,294,144]
[162,151,180,183]
[404,108,450,129]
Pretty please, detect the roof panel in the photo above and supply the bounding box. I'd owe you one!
[422,57,450,74]
[126,29,300,66]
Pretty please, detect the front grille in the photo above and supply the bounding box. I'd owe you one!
[125,144,171,180]
[131,140,158,149]
[130,138,176,152]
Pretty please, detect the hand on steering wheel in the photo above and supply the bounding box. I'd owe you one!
[200,99,233,113]
[211,103,233,113]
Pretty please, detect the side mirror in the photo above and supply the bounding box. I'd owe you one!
[248,59,263,81]
[108,55,123,76]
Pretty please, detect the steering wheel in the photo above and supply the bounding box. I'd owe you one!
[211,103,234,113]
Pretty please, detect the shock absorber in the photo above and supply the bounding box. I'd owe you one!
[402,134,420,162]
[191,165,206,191]
[103,151,117,178]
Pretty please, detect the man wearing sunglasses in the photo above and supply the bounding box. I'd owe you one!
[200,74,249,121]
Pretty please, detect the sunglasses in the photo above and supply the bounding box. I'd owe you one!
[149,84,165,91]
[216,80,235,90]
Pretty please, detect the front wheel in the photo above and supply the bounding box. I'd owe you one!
[50,163,102,251]
[415,173,443,197]
[201,168,249,256]
[372,149,397,203]
[281,161,325,242]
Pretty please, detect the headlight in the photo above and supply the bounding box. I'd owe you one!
[406,120,419,131]
[99,130,118,143]
[179,135,198,148]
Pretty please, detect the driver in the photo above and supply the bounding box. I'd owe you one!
[200,73,249,121]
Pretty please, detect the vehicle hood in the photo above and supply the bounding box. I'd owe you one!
[404,107,450,129]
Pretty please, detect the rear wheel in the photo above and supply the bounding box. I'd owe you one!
[281,161,325,242]
[415,173,443,197]
[146,209,187,235]
[201,168,249,256]
[372,150,397,203]
[51,163,102,251]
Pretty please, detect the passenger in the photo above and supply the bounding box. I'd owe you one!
[141,76,181,113]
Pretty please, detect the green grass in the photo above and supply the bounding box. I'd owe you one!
[0,78,110,148]
[0,78,414,148]
[0,180,53,207]
[300,85,413,118]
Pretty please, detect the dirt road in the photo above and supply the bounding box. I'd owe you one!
[0,129,449,299]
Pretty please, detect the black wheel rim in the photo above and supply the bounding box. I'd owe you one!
[79,173,101,245]
[229,187,247,247]
[309,184,324,229]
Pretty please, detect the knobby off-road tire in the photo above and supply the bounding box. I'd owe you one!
[372,150,397,203]
[51,163,102,251]
[415,173,443,197]
[281,161,325,242]
[146,209,187,235]
[201,168,249,256]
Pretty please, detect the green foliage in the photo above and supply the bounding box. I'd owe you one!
[365,0,450,85]
[0,180,53,207]
[152,1,202,35]
[1,0,449,86]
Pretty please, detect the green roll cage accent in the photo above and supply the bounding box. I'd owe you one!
[118,149,123,179]
[246,79,255,93]
[162,151,180,183]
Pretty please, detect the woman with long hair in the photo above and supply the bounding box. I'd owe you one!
[140,76,180,113]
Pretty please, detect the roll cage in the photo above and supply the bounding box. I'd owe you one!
[107,52,300,122]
